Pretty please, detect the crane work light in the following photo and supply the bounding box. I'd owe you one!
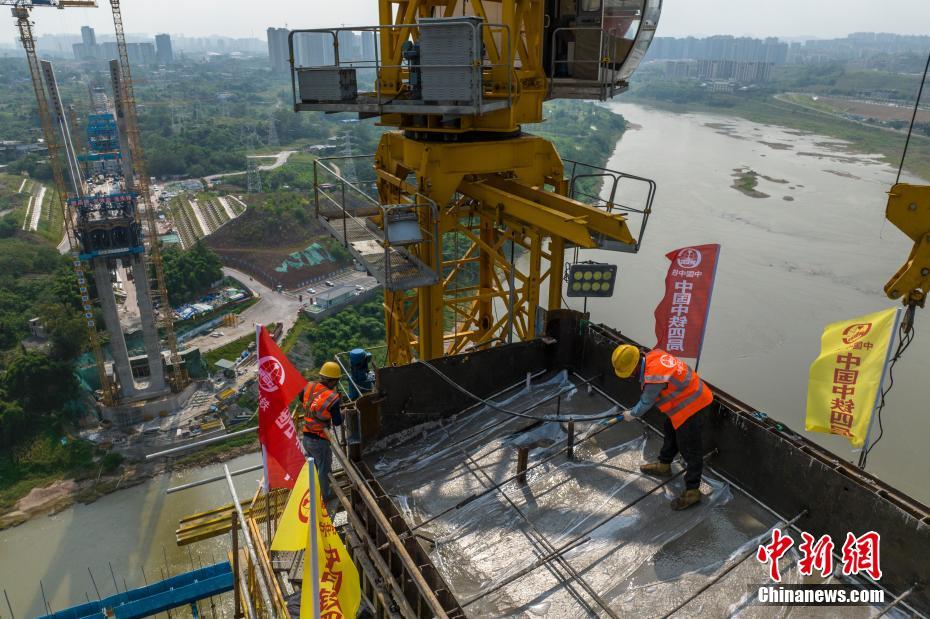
[566,262,618,298]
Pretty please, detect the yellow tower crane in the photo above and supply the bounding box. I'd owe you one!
[5,0,120,405]
[107,0,188,391]
[293,0,661,365]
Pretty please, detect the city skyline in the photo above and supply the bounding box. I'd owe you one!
[16,0,930,42]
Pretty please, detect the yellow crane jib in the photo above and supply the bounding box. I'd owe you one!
[885,183,930,308]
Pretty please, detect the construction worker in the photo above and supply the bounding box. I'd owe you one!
[300,361,344,502]
[611,344,714,511]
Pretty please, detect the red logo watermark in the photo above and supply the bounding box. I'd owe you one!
[756,530,882,582]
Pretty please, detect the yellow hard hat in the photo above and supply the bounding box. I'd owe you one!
[611,345,641,379]
[319,361,342,380]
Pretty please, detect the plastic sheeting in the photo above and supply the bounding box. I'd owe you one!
[367,372,900,618]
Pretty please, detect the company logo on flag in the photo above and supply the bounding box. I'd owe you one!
[805,307,900,448]
[271,462,361,618]
[257,325,307,489]
[654,244,721,359]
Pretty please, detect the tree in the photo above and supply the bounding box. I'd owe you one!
[1,351,79,415]
[162,240,224,305]
[0,398,28,450]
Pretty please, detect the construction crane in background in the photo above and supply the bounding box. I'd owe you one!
[295,0,661,365]
[5,0,119,405]
[107,0,187,391]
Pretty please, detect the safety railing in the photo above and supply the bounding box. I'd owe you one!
[564,158,656,252]
[312,156,440,291]
[288,20,514,117]
[224,467,288,618]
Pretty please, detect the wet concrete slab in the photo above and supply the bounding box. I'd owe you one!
[365,372,901,618]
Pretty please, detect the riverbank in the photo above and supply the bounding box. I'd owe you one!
[0,432,259,531]
[624,93,930,181]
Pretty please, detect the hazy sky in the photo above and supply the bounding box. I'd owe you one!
[32,0,930,40]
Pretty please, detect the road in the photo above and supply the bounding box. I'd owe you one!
[203,150,298,184]
[183,266,304,354]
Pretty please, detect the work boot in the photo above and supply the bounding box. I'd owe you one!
[671,488,702,511]
[639,461,672,477]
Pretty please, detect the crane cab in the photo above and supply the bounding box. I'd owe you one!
[544,0,661,100]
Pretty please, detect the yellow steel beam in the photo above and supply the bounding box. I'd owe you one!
[461,178,596,247]
[480,175,636,246]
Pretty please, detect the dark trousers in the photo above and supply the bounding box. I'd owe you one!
[302,433,333,501]
[658,406,707,490]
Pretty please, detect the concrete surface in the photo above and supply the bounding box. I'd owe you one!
[183,266,303,354]
[367,373,890,618]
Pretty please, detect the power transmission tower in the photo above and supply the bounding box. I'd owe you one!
[246,157,262,193]
[340,128,358,186]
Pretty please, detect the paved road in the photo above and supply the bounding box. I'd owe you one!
[184,266,304,355]
[203,150,298,184]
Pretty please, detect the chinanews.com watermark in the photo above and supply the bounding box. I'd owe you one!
[755,585,885,606]
[751,528,887,608]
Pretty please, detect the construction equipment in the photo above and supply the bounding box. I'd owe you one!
[884,183,930,308]
[295,0,661,365]
[107,0,188,392]
[5,0,119,404]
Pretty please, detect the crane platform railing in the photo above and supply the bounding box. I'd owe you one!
[289,20,514,118]
[312,156,441,291]
[564,157,656,253]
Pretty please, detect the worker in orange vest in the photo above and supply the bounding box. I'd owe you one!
[300,361,344,502]
[612,344,714,510]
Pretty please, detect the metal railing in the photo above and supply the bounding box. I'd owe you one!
[564,157,656,252]
[312,155,441,291]
[288,21,514,116]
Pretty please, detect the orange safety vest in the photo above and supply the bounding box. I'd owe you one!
[301,381,340,440]
[642,349,713,429]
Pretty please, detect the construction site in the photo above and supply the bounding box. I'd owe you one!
[2,0,930,617]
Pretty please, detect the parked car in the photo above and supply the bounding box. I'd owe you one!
[325,280,335,287]
[307,287,317,294]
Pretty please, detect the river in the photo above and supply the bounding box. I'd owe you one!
[0,452,261,617]
[562,102,929,505]
[2,102,929,618]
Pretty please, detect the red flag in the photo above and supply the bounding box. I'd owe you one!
[654,244,721,361]
[257,325,307,489]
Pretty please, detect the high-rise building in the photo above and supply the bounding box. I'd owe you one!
[155,33,173,64]
[98,41,156,65]
[267,27,290,72]
[79,25,97,59]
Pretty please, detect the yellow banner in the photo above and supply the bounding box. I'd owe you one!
[271,462,361,618]
[805,307,899,447]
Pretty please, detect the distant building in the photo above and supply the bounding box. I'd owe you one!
[267,27,290,72]
[313,285,355,309]
[337,31,360,63]
[81,25,97,58]
[155,33,174,64]
[361,31,377,62]
[98,41,156,65]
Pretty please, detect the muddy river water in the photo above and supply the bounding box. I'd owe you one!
[2,102,928,617]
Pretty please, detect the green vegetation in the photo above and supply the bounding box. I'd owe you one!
[202,328,261,369]
[297,300,386,373]
[629,63,930,180]
[731,169,769,199]
[528,100,628,198]
[162,240,224,305]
